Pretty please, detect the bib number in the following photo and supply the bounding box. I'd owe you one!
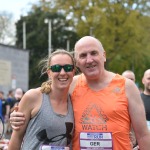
[40,145,69,150]
[80,132,113,150]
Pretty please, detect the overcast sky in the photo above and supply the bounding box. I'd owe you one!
[0,0,38,21]
[0,0,38,44]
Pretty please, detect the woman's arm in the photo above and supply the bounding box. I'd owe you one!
[8,88,41,150]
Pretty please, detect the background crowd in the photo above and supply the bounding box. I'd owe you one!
[0,88,24,137]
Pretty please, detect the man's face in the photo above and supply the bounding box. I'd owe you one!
[75,38,106,80]
[142,70,150,92]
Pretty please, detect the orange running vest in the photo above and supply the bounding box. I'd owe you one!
[71,74,132,150]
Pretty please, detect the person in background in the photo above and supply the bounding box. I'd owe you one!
[9,88,24,120]
[0,91,4,119]
[141,69,150,131]
[122,70,135,82]
[8,49,75,150]
[10,36,150,150]
[5,90,15,135]
[0,91,10,138]
[13,88,24,107]
[6,90,15,109]
[0,91,10,122]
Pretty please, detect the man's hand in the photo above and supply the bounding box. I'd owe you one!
[9,106,25,130]
[133,145,139,150]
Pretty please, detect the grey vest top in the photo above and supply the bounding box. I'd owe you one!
[21,93,74,150]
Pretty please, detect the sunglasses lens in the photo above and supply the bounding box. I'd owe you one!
[50,64,74,72]
[50,65,62,72]
[64,65,74,72]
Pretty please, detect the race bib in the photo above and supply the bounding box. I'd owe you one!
[40,145,69,150]
[80,132,113,150]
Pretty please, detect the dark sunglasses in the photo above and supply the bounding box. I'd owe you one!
[49,64,74,72]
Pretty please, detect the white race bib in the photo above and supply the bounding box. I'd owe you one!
[40,145,69,150]
[80,132,113,150]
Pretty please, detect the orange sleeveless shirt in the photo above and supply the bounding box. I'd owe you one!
[71,74,132,150]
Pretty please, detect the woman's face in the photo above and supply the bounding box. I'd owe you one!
[47,54,75,91]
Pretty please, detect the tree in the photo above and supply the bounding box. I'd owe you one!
[15,6,79,88]
[16,0,150,87]
[40,0,150,87]
[0,11,15,45]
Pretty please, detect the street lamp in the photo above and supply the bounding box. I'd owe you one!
[64,35,70,51]
[81,15,94,36]
[44,19,52,55]
[67,39,70,51]
[23,21,26,49]
[90,27,94,36]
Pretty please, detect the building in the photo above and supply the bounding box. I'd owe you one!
[0,44,29,96]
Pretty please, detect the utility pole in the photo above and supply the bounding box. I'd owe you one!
[23,21,26,49]
[45,19,52,55]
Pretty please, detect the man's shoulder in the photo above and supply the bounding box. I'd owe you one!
[69,74,81,94]
[73,74,81,80]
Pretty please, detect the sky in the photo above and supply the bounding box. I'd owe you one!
[0,0,38,22]
[0,0,39,44]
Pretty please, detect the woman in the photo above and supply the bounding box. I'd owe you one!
[8,49,75,150]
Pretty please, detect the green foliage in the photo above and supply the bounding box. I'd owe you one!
[16,0,150,88]
[15,6,78,88]
[43,0,150,87]
[0,12,15,44]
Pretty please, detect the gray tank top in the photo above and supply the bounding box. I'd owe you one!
[21,93,74,150]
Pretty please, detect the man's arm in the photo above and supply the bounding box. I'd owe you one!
[10,107,25,130]
[126,79,150,150]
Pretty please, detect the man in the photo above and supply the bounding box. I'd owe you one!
[122,70,135,82]
[10,36,150,150]
[13,88,24,107]
[141,69,150,130]
[0,91,10,137]
[0,91,10,122]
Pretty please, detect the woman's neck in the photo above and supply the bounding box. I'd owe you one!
[49,88,69,102]
[49,89,69,115]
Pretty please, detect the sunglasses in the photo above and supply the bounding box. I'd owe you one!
[49,64,74,72]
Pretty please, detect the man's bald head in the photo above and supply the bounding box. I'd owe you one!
[74,36,105,58]
[122,70,135,82]
[142,69,150,94]
[143,69,150,78]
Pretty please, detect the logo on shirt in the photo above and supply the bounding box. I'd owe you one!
[80,103,108,131]
[112,87,121,94]
[36,122,73,146]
